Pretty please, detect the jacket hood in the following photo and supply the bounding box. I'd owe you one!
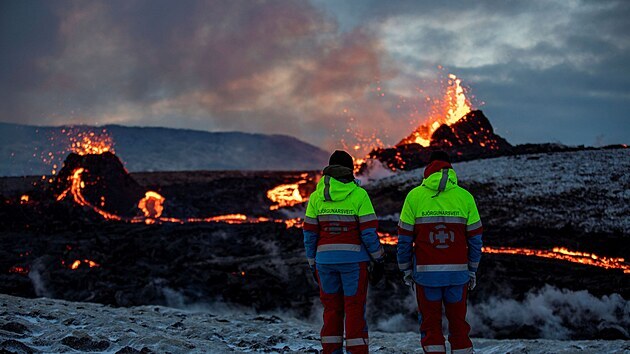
[424,160,452,178]
[322,164,354,183]
[422,168,458,194]
[315,173,358,202]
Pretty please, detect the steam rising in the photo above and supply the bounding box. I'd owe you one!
[374,285,629,340]
[468,285,629,339]
[28,259,52,298]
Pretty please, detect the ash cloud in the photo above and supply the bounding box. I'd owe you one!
[0,0,399,149]
[1,0,629,148]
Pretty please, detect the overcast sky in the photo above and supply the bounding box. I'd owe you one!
[1,0,628,150]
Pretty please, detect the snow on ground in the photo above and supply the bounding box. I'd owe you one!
[1,294,628,353]
[370,149,630,233]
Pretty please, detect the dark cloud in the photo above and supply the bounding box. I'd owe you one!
[0,0,404,150]
[316,0,630,145]
[0,1,60,114]
[0,0,628,149]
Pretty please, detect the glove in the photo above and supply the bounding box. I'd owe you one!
[403,270,413,287]
[310,265,319,286]
[468,271,477,290]
[368,260,385,286]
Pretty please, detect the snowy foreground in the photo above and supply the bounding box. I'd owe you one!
[1,294,628,353]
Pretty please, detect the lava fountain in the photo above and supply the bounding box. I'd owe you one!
[341,72,475,173]
[398,74,472,146]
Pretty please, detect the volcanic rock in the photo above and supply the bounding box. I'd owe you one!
[431,110,512,151]
[61,334,110,351]
[0,339,35,354]
[365,109,617,173]
[1,293,628,352]
[53,152,145,218]
[115,346,154,354]
[366,110,512,171]
[0,322,29,335]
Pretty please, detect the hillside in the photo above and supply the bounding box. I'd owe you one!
[0,123,329,176]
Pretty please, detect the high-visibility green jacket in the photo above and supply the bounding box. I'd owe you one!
[397,164,483,286]
[303,175,384,265]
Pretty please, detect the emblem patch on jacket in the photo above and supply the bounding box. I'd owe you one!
[429,224,455,249]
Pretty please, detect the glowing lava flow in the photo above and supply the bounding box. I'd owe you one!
[138,191,165,223]
[377,231,398,246]
[68,259,100,270]
[160,214,258,224]
[482,246,630,273]
[57,168,301,228]
[57,168,123,221]
[148,214,301,228]
[376,233,628,272]
[8,266,29,275]
[267,181,306,210]
[399,74,472,146]
[55,169,628,273]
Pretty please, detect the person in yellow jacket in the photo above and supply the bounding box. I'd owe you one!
[303,150,384,354]
[397,151,482,354]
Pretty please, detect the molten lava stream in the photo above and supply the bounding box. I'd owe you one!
[68,259,100,270]
[377,231,398,246]
[267,181,307,210]
[482,246,630,273]
[54,170,628,273]
[57,168,124,221]
[375,232,628,273]
[138,191,165,221]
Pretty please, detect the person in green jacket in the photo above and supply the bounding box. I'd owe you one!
[303,150,384,354]
[397,151,482,354]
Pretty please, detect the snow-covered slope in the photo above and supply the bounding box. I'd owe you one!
[370,149,630,233]
[1,294,628,353]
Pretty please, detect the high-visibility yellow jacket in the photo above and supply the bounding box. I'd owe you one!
[397,166,483,286]
[303,175,384,265]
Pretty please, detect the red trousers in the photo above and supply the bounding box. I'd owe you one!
[415,284,473,354]
[317,262,369,354]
